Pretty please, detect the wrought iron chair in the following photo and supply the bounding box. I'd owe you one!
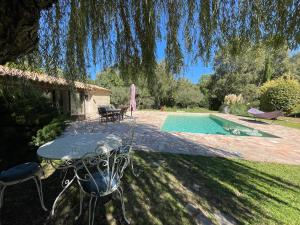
[98,106,111,123]
[120,106,129,120]
[119,117,139,177]
[74,148,130,225]
[0,162,47,211]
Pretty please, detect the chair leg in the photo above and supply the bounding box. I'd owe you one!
[91,197,97,225]
[33,177,48,211]
[51,175,76,216]
[130,157,140,177]
[0,185,6,209]
[116,186,130,224]
[88,196,97,225]
[75,190,84,220]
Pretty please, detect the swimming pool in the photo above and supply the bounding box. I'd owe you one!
[161,114,277,137]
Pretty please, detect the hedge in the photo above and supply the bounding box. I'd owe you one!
[260,77,300,114]
[32,117,66,146]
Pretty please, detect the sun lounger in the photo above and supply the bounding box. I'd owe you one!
[248,108,283,120]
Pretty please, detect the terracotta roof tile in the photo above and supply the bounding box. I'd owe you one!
[0,65,110,92]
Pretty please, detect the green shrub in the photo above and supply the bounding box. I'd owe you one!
[219,103,248,116]
[138,96,155,109]
[220,94,248,116]
[174,86,203,108]
[111,86,130,106]
[260,76,300,114]
[0,83,61,170]
[32,117,66,146]
[224,94,244,105]
[229,103,248,116]
[164,106,213,113]
[291,104,300,115]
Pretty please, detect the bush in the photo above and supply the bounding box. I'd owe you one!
[220,94,248,116]
[229,103,248,116]
[260,76,300,114]
[32,117,66,146]
[138,96,155,109]
[111,86,130,106]
[174,86,203,108]
[0,83,61,170]
[164,106,213,113]
[224,94,244,105]
[219,103,248,116]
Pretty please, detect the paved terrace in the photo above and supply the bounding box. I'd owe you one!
[65,111,300,165]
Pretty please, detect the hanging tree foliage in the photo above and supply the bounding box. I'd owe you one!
[1,0,300,88]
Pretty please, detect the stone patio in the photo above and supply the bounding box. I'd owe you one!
[65,111,300,165]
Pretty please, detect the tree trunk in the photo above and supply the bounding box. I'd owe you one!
[0,0,57,64]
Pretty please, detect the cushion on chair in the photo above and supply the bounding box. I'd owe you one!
[80,172,120,196]
[118,145,130,153]
[0,162,42,183]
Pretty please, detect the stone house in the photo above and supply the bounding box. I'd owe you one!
[0,65,110,119]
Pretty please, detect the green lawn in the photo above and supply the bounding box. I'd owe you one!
[242,116,300,130]
[2,152,300,225]
[123,152,300,225]
[264,117,300,130]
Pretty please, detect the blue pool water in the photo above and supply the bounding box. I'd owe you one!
[161,115,277,137]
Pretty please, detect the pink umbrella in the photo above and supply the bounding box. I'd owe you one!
[130,84,136,116]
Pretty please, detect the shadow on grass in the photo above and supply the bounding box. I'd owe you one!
[1,120,300,225]
[1,152,300,225]
[124,152,300,225]
[0,169,127,225]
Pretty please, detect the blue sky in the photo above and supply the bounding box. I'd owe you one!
[87,42,300,83]
[87,40,214,84]
[155,40,214,83]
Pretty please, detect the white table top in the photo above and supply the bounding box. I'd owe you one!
[37,133,122,160]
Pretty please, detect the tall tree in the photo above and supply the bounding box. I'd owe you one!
[95,68,124,89]
[1,0,300,87]
[289,52,300,81]
[174,78,203,108]
[150,62,175,107]
[204,43,290,108]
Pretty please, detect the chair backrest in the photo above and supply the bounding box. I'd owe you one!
[122,118,136,145]
[98,106,107,115]
[120,106,129,115]
[75,148,130,196]
[109,105,116,109]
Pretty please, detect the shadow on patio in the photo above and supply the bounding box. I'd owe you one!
[1,121,299,225]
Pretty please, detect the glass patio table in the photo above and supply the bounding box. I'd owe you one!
[37,133,122,215]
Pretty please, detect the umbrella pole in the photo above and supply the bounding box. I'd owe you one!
[131,106,133,117]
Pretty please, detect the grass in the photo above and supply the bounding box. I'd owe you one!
[2,152,300,225]
[124,152,300,225]
[241,116,300,130]
[264,117,300,130]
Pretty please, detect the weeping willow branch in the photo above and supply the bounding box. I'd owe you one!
[18,0,300,88]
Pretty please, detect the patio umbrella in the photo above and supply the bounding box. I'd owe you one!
[130,84,136,116]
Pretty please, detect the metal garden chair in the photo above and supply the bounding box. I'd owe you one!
[0,162,47,211]
[74,148,130,225]
[119,117,139,177]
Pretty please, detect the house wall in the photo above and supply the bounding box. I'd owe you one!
[85,90,110,118]
[70,91,85,116]
[43,89,70,115]
[0,71,110,119]
[61,90,70,114]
